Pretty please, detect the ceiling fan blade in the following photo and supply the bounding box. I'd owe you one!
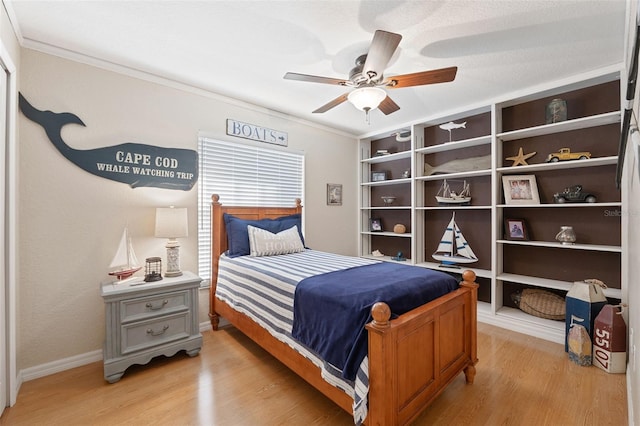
[284,72,349,86]
[378,95,400,115]
[312,93,349,113]
[362,30,402,82]
[385,66,458,89]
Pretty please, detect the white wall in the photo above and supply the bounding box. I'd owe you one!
[18,48,358,370]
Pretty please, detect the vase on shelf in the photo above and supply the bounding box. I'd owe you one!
[555,226,576,245]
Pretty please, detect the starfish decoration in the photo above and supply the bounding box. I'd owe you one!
[506,147,536,166]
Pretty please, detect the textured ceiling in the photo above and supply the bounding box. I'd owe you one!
[7,0,628,137]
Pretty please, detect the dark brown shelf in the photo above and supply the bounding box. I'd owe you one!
[501,80,620,132]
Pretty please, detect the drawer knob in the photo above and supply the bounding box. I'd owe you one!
[146,325,169,336]
[145,299,169,311]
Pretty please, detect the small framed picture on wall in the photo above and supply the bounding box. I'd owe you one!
[327,183,342,206]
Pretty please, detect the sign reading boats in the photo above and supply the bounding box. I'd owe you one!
[226,119,288,146]
[19,94,198,191]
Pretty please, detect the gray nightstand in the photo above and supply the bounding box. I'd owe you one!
[101,271,203,383]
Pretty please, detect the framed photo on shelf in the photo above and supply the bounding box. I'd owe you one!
[326,183,342,206]
[502,175,540,205]
[370,218,383,232]
[504,218,529,240]
[371,171,388,182]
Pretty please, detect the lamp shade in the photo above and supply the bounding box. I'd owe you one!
[155,207,188,238]
[347,87,387,111]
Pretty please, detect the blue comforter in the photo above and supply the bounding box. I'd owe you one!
[291,262,458,381]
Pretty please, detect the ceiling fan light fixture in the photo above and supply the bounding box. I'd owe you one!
[347,87,387,112]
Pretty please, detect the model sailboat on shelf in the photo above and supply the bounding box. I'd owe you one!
[432,213,478,267]
[435,179,471,205]
[108,227,142,280]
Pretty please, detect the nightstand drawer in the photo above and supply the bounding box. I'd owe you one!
[121,312,190,354]
[120,290,189,323]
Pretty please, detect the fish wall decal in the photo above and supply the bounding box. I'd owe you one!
[19,93,198,191]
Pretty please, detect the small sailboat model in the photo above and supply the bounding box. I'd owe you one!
[108,227,142,280]
[432,213,478,266]
[435,180,471,205]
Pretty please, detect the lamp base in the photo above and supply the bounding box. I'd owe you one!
[165,244,182,278]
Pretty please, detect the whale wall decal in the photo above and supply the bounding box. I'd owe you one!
[18,93,198,191]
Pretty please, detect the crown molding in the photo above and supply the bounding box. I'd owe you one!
[19,36,356,139]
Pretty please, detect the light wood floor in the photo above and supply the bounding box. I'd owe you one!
[0,323,627,425]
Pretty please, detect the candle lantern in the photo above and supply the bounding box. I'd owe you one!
[144,257,163,282]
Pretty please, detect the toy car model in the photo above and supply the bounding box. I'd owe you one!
[546,148,591,162]
[553,185,596,203]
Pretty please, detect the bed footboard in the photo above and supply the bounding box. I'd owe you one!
[365,270,478,426]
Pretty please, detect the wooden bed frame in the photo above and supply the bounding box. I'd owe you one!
[208,194,479,425]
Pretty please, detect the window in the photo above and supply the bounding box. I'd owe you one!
[197,136,305,284]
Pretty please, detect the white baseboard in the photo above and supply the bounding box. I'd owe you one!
[200,320,212,332]
[20,349,103,382]
[628,367,635,426]
[477,310,565,345]
[200,318,229,331]
[19,320,225,383]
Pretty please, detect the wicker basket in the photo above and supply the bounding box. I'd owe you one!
[511,288,565,321]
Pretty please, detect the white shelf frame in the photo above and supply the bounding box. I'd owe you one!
[361,231,413,238]
[361,177,411,187]
[361,150,412,164]
[497,202,622,208]
[417,205,492,211]
[415,135,491,155]
[497,239,621,252]
[497,273,622,299]
[497,156,617,174]
[496,111,620,141]
[361,206,412,210]
[415,169,491,181]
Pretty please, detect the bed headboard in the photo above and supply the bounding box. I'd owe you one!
[209,194,302,325]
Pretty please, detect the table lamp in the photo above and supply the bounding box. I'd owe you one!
[155,206,188,277]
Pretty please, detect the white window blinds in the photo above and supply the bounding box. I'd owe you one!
[197,136,304,283]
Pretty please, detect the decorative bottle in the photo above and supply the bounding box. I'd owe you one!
[546,98,567,124]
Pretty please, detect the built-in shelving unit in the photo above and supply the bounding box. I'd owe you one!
[357,67,625,344]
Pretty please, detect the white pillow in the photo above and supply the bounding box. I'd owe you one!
[247,224,305,257]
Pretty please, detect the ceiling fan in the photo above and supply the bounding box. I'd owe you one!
[284,30,457,119]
